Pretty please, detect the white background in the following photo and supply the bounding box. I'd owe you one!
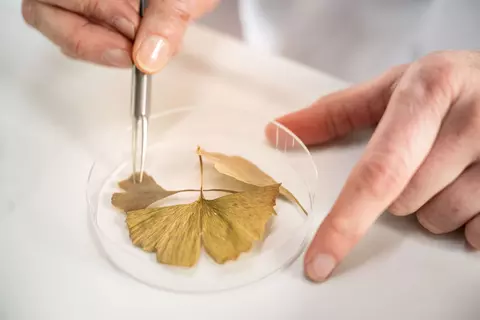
[1,2,479,319]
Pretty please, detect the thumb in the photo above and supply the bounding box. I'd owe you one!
[266,65,407,147]
[133,0,218,74]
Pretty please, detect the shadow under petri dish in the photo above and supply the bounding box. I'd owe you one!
[87,105,318,293]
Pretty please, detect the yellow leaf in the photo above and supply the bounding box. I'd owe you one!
[197,147,308,215]
[121,148,280,267]
[111,172,177,212]
[201,184,278,264]
[126,184,279,267]
[127,202,203,267]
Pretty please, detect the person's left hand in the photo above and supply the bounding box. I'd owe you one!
[267,50,480,282]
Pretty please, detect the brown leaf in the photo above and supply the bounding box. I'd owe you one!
[197,147,308,215]
[111,172,177,212]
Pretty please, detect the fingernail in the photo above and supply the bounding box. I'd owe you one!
[113,18,136,39]
[305,254,336,282]
[135,35,171,73]
[102,49,132,67]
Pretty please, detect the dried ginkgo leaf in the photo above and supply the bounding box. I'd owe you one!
[127,202,203,267]
[126,184,279,266]
[111,172,177,212]
[201,185,278,263]
[123,149,280,267]
[197,147,307,215]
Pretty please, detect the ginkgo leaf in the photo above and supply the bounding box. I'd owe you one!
[122,148,280,267]
[127,201,203,267]
[197,147,308,215]
[111,172,177,212]
[200,185,278,263]
[126,184,279,267]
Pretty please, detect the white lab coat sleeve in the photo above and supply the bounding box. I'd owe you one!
[415,0,480,56]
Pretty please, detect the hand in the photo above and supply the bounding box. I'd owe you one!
[21,0,219,73]
[268,51,480,282]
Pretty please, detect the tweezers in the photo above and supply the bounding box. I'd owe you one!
[131,0,150,183]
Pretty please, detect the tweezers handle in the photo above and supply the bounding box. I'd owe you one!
[139,0,147,16]
[131,0,151,119]
[131,70,151,118]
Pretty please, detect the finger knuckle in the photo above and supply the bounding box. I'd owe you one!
[414,53,456,100]
[392,56,455,124]
[356,153,406,200]
[327,216,362,246]
[72,38,84,57]
[323,103,353,140]
[64,22,90,58]
[171,0,192,21]
[79,0,104,18]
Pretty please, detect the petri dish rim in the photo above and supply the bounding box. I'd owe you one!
[86,104,319,293]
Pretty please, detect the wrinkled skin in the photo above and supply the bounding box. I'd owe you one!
[22,0,480,282]
[21,0,219,72]
[269,51,480,281]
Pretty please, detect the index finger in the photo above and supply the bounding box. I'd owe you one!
[304,60,458,282]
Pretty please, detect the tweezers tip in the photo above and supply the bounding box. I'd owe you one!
[132,116,148,184]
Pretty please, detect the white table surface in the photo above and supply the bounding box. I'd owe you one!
[1,3,479,320]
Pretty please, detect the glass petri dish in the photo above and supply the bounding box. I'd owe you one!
[87,104,318,293]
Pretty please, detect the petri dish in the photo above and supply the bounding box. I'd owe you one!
[87,104,318,293]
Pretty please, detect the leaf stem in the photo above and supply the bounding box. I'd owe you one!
[203,188,237,193]
[172,188,238,194]
[198,149,204,196]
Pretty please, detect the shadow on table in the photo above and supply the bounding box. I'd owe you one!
[335,212,469,275]
[287,130,470,279]
[283,214,412,282]
[285,211,469,284]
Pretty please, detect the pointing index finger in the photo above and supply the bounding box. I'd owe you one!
[304,61,457,282]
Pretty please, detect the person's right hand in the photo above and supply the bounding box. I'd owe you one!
[267,51,480,283]
[21,0,219,73]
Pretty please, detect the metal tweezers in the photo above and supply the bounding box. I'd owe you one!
[131,0,150,183]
